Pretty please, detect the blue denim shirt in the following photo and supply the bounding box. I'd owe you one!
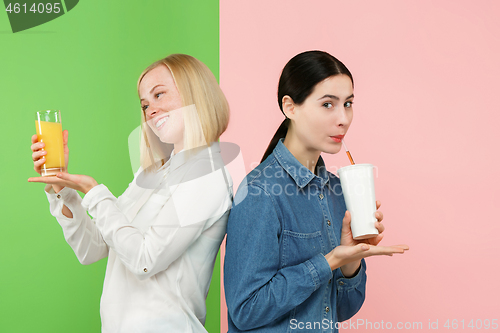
[224,138,366,332]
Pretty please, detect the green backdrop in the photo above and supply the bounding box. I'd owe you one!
[0,1,221,331]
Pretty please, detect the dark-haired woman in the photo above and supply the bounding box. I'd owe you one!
[224,51,409,332]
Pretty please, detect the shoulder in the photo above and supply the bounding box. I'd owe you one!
[243,154,285,189]
[165,151,233,210]
[228,177,282,232]
[231,156,283,213]
[130,165,144,183]
[184,151,233,189]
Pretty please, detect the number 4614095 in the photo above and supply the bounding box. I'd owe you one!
[443,319,498,329]
[5,3,61,14]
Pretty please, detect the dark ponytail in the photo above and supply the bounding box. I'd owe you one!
[261,118,290,162]
[260,50,353,163]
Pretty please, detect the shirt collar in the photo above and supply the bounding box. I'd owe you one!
[273,138,329,188]
[169,141,221,172]
[137,142,221,189]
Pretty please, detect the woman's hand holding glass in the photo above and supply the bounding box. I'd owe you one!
[29,130,98,195]
[31,130,69,192]
[324,200,409,276]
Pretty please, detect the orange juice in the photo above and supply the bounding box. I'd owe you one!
[35,120,65,175]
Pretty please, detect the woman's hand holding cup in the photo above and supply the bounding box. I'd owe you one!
[324,200,409,275]
[31,130,69,192]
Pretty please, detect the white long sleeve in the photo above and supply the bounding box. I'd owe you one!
[81,161,232,280]
[46,142,233,333]
[45,185,109,265]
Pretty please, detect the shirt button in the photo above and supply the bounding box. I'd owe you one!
[143,268,148,272]
[327,220,331,226]
[325,306,330,313]
[339,281,345,286]
[319,194,324,199]
[328,279,331,284]
[56,194,61,199]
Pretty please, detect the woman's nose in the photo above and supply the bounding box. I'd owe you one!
[337,107,349,127]
[146,105,158,119]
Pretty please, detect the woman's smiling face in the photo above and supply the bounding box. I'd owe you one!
[139,65,184,149]
[287,74,354,155]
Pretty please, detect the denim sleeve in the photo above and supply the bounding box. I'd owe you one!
[333,258,367,322]
[224,184,332,331]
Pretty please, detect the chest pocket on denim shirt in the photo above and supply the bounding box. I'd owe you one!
[281,230,324,268]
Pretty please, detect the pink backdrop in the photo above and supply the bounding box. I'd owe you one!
[220,0,500,331]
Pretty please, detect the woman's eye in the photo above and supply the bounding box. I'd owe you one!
[155,92,164,98]
[345,101,353,108]
[142,105,149,111]
[323,102,333,109]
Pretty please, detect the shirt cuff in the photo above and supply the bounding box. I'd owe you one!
[44,185,84,221]
[305,253,333,291]
[336,258,366,291]
[81,184,113,211]
[45,185,81,204]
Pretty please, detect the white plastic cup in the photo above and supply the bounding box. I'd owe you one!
[337,164,379,240]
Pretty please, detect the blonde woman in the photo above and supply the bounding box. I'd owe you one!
[29,54,232,332]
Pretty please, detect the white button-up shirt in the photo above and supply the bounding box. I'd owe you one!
[45,142,233,333]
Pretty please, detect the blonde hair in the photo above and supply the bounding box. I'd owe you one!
[137,54,230,171]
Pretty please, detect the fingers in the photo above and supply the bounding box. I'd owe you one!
[62,130,68,145]
[376,200,381,210]
[343,210,351,225]
[374,244,409,255]
[342,211,352,237]
[32,149,47,161]
[329,242,408,270]
[348,243,409,259]
[367,233,384,246]
[344,243,370,257]
[31,136,45,175]
[28,176,60,184]
[375,210,383,222]
[30,141,45,153]
[359,243,369,251]
[375,221,385,233]
[364,244,405,257]
[28,175,70,189]
[330,242,410,270]
[34,156,46,167]
[56,172,77,182]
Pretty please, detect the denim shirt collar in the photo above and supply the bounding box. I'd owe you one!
[273,138,329,189]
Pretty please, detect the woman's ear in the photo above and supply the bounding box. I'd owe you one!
[282,95,296,119]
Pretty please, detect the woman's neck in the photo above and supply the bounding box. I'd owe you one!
[173,143,184,155]
[283,134,321,174]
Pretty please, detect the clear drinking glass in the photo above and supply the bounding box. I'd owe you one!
[35,110,65,176]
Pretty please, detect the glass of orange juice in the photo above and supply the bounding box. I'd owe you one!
[35,110,65,176]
